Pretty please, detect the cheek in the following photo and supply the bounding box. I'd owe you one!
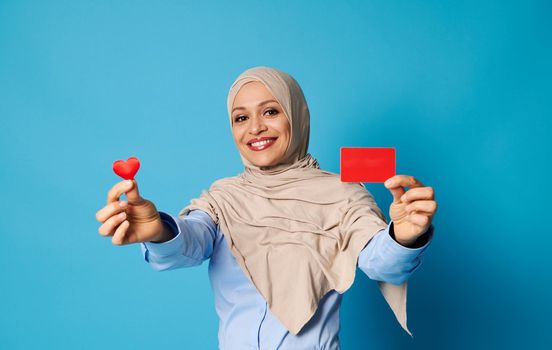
[231,128,244,142]
[282,127,291,143]
[274,120,290,139]
[281,121,291,142]
[278,135,290,151]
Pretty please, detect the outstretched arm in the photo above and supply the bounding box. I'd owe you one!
[140,210,217,271]
[357,222,434,285]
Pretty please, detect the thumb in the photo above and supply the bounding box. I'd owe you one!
[385,183,406,203]
[125,179,142,204]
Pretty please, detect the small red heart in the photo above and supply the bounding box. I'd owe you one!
[113,156,140,180]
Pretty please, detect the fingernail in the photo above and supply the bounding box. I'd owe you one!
[126,180,133,186]
[385,180,392,187]
[119,212,126,218]
[119,201,127,208]
[401,194,407,202]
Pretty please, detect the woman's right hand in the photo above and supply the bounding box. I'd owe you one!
[95,179,166,245]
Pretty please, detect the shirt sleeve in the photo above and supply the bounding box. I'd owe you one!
[139,210,217,271]
[357,222,434,285]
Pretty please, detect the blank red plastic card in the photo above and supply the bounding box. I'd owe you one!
[340,147,396,182]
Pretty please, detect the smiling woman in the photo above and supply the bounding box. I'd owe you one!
[230,81,291,168]
[96,66,436,349]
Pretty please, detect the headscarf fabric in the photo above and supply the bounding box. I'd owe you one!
[179,66,412,336]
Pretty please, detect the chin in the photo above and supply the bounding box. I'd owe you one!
[239,146,284,168]
[250,159,277,167]
[244,154,279,167]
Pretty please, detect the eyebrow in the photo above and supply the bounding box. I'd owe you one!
[231,99,278,114]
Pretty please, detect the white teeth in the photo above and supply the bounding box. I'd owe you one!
[251,139,275,147]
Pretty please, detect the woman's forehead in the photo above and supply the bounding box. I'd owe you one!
[233,81,278,107]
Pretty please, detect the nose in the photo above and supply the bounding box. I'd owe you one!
[248,115,267,135]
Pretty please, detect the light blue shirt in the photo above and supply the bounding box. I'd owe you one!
[140,210,434,349]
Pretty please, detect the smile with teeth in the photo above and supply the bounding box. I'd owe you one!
[248,138,277,151]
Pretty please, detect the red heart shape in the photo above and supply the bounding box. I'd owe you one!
[113,156,140,180]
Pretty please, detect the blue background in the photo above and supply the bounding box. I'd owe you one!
[1,0,550,348]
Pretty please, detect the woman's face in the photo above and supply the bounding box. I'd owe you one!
[231,81,291,168]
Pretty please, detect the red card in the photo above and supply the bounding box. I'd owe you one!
[340,147,396,182]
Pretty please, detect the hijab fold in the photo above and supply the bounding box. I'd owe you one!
[178,66,413,336]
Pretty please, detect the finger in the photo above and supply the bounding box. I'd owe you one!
[384,175,424,189]
[400,187,435,203]
[96,201,128,223]
[98,211,127,237]
[112,220,130,245]
[404,200,438,215]
[107,180,134,205]
[384,175,424,203]
[407,212,430,227]
[388,186,406,204]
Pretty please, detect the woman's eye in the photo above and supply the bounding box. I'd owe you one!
[234,109,277,123]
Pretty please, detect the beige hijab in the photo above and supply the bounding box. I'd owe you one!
[178,66,412,336]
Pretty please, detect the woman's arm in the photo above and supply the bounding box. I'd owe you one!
[140,210,217,271]
[357,222,434,285]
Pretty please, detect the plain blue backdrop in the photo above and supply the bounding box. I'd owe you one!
[1,0,550,349]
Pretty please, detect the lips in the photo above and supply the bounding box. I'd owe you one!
[247,137,277,151]
[247,136,277,145]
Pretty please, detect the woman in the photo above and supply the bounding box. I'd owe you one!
[96,66,437,349]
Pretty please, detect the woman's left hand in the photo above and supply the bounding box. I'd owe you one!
[384,175,437,247]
